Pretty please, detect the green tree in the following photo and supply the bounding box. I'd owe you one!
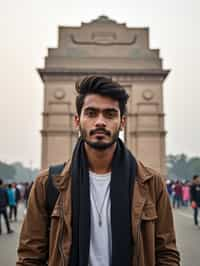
[12,162,39,182]
[187,157,200,178]
[0,161,16,182]
[167,154,200,180]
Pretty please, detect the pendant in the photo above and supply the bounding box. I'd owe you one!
[98,216,102,227]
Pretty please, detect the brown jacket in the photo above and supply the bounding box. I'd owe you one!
[17,160,180,266]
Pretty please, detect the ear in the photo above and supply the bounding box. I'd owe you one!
[74,114,80,129]
[120,115,126,131]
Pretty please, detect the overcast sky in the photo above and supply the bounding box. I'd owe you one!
[0,0,199,168]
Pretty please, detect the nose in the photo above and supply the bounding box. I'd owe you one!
[95,113,106,128]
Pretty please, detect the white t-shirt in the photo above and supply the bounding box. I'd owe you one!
[89,171,112,266]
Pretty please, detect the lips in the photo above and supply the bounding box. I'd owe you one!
[90,129,110,136]
[94,131,106,135]
[93,132,107,139]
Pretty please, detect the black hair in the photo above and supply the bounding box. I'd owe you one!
[75,75,129,117]
[193,175,199,180]
[0,178,3,186]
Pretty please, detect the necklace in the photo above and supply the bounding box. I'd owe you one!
[91,182,110,227]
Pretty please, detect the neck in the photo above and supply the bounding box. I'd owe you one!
[84,142,116,174]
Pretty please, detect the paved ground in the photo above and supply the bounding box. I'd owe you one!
[0,204,200,266]
[173,207,200,266]
[0,204,24,266]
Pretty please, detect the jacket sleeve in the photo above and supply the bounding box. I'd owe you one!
[16,172,49,266]
[155,176,180,266]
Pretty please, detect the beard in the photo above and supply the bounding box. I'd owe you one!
[79,126,120,150]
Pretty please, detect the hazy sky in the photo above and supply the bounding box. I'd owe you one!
[0,0,199,168]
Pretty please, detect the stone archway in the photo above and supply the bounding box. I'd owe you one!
[38,16,169,174]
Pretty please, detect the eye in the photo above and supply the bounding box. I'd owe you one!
[103,110,117,119]
[85,109,97,117]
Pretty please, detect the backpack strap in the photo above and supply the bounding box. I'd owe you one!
[45,163,65,264]
[46,163,65,217]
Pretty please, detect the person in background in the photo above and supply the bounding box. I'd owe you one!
[7,183,17,221]
[0,179,13,234]
[166,179,173,203]
[12,183,21,221]
[182,181,190,207]
[173,180,182,208]
[190,175,200,227]
[24,182,33,208]
[23,182,29,208]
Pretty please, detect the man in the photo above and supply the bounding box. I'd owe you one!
[172,180,182,208]
[17,76,180,265]
[0,178,13,234]
[12,182,21,221]
[190,175,200,227]
[7,183,20,221]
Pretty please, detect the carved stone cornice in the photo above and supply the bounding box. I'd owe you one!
[38,68,170,82]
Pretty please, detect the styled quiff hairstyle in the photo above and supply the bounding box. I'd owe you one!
[75,75,129,117]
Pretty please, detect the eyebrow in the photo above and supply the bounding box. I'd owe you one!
[84,107,119,113]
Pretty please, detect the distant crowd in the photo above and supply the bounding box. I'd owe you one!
[166,176,200,208]
[0,179,33,234]
[166,175,200,227]
[1,175,200,234]
[166,179,191,208]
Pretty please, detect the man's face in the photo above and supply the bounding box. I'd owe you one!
[75,94,126,150]
[197,176,200,184]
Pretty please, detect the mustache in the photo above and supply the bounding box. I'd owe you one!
[89,128,111,136]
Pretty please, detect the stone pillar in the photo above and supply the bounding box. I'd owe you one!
[40,77,78,168]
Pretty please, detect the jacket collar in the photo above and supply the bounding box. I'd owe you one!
[52,160,71,191]
[53,159,154,191]
[136,161,154,184]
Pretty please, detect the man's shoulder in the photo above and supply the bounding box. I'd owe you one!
[34,161,70,188]
[136,161,168,203]
[34,168,49,185]
[137,160,164,182]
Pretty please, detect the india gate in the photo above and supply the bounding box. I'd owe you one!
[38,16,169,175]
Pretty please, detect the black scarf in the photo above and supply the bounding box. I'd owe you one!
[69,138,137,266]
